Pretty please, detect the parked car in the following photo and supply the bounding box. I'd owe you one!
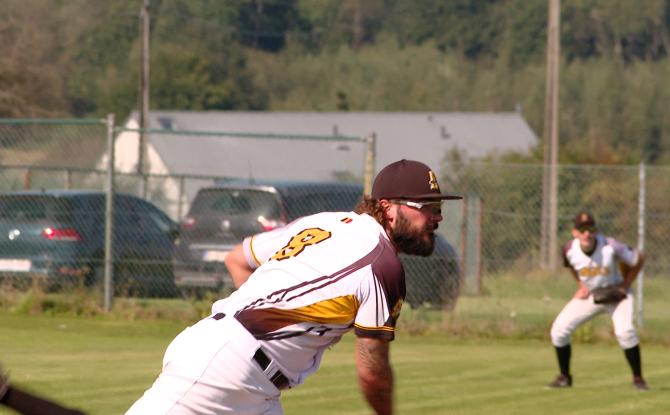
[0,190,179,297]
[174,180,460,308]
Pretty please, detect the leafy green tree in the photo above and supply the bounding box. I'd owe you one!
[235,0,311,52]
[60,1,141,117]
[503,0,547,67]
[0,0,68,117]
[150,43,266,110]
[2,0,670,164]
[383,0,506,59]
[562,0,669,62]
[150,0,268,110]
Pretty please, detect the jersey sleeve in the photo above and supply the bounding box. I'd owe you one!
[242,226,290,269]
[353,240,405,341]
[607,237,639,267]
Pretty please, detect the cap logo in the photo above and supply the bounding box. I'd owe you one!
[428,170,440,191]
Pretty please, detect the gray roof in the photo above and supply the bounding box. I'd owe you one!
[129,111,537,181]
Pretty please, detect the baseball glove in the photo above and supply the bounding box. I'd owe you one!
[591,286,626,304]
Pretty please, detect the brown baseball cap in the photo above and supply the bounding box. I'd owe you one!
[371,159,463,201]
[573,211,596,229]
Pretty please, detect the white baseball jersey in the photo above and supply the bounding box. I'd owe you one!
[211,211,405,387]
[562,233,639,291]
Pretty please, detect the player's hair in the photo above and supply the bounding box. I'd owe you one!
[354,196,389,228]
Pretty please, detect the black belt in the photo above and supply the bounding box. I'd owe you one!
[212,312,290,390]
[253,348,290,390]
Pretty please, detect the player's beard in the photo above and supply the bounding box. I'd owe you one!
[390,210,436,256]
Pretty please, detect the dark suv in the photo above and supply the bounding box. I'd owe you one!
[0,190,179,296]
[174,180,460,307]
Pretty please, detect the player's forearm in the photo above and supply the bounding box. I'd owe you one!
[356,338,394,415]
[224,244,255,288]
[360,373,393,415]
[622,254,645,289]
[228,265,253,289]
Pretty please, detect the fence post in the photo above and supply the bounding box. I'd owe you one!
[177,175,185,221]
[636,162,646,327]
[363,133,376,196]
[104,114,116,312]
[460,194,482,295]
[64,168,72,189]
[23,168,32,190]
[139,173,148,199]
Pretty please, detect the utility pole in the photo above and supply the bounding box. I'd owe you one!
[138,0,150,196]
[254,0,264,48]
[363,133,376,196]
[541,0,560,270]
[352,0,363,50]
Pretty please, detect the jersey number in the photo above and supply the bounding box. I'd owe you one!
[271,228,331,261]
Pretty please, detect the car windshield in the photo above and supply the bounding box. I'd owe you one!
[191,189,280,219]
[0,195,73,222]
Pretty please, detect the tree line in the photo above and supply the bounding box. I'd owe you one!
[2,0,670,164]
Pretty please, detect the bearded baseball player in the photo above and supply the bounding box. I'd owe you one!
[547,212,648,390]
[126,159,462,415]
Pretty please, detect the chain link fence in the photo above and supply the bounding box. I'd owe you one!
[0,119,666,318]
[444,161,669,331]
[0,119,462,310]
[444,161,669,277]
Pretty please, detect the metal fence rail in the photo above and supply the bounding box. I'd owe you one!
[0,119,666,323]
[446,161,669,277]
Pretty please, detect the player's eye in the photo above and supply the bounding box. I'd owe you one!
[391,200,442,216]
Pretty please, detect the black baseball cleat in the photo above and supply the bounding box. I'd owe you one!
[546,374,572,388]
[633,376,649,391]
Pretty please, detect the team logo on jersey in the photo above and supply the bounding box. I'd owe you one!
[428,171,440,191]
[578,266,610,277]
[271,227,332,261]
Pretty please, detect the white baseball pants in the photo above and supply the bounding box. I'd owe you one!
[125,314,283,415]
[550,291,639,349]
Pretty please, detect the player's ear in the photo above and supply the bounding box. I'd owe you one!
[571,228,580,238]
[379,199,396,223]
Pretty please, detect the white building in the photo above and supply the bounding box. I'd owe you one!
[105,111,537,219]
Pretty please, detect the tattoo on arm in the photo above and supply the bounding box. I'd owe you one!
[356,337,393,415]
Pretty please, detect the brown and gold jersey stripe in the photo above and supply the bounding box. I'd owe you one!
[236,295,359,339]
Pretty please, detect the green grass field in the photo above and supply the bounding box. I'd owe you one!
[1,272,668,414]
[1,313,668,415]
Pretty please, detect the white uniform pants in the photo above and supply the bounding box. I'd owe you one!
[550,291,639,349]
[125,314,283,415]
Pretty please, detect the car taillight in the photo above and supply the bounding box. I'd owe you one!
[257,216,285,231]
[42,227,82,241]
[181,216,196,231]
